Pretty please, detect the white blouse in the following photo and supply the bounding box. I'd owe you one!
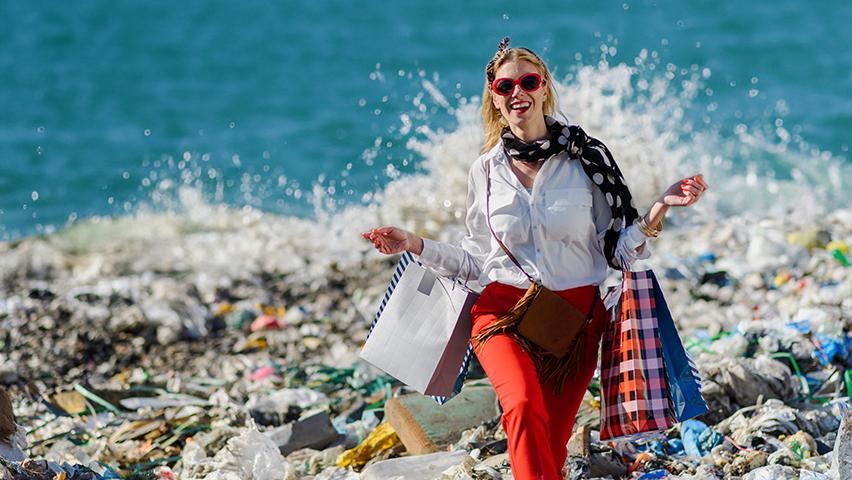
[418,143,651,290]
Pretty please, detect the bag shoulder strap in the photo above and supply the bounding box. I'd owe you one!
[485,158,536,284]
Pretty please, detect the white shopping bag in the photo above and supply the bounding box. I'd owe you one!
[361,252,479,397]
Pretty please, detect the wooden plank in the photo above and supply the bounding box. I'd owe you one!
[385,387,496,455]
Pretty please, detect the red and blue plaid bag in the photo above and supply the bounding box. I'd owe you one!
[599,270,677,440]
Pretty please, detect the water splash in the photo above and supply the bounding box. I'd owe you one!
[29,52,852,283]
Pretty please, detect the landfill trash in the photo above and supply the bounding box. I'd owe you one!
[385,387,497,455]
[246,387,330,427]
[784,430,817,459]
[180,425,292,480]
[250,314,285,333]
[680,419,723,457]
[698,355,800,421]
[742,464,799,480]
[265,410,341,455]
[829,409,852,480]
[564,425,590,480]
[359,450,471,480]
[0,425,26,463]
[0,203,849,478]
[0,389,26,463]
[336,422,400,469]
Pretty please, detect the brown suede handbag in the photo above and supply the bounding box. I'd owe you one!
[476,159,597,359]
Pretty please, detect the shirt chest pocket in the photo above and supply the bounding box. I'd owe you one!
[543,187,594,241]
[489,188,530,245]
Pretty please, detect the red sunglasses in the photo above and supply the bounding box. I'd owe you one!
[491,72,543,96]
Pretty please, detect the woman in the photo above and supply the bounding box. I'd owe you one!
[363,38,707,480]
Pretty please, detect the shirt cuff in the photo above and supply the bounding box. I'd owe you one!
[417,237,442,267]
[623,223,648,250]
[617,224,651,263]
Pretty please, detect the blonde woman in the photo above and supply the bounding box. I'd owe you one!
[363,38,707,479]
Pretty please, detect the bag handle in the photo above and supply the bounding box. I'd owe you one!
[485,157,537,285]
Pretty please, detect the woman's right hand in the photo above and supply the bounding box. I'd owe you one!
[361,226,423,255]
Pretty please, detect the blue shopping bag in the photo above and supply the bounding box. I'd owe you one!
[649,271,709,421]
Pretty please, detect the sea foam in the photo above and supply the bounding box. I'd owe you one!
[31,57,851,287]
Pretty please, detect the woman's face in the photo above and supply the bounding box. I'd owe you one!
[491,60,547,128]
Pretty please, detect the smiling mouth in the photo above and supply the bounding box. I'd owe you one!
[510,101,531,114]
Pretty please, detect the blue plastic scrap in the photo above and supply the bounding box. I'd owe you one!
[666,438,684,454]
[785,320,811,334]
[813,333,852,366]
[680,419,723,457]
[638,469,669,479]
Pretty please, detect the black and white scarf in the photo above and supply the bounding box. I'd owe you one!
[501,116,639,270]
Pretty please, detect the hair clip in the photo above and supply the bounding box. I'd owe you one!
[497,37,510,53]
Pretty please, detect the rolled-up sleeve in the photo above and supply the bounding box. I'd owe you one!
[416,159,490,282]
[592,183,652,270]
[613,223,651,268]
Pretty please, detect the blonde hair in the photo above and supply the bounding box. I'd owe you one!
[481,47,557,153]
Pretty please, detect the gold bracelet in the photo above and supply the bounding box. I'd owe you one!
[646,217,661,236]
[637,216,660,238]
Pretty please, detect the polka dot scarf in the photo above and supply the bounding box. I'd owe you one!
[501,116,639,270]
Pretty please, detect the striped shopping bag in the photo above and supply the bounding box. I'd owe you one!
[599,270,677,440]
[361,252,478,404]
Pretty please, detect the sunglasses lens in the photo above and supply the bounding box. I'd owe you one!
[494,79,514,95]
[521,74,541,91]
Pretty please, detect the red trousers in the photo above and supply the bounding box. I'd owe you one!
[470,282,607,480]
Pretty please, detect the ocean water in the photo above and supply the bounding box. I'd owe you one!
[1,0,850,242]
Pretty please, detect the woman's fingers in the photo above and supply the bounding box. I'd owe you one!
[686,175,709,192]
[364,226,413,255]
[681,179,702,192]
[681,185,701,196]
[363,228,390,253]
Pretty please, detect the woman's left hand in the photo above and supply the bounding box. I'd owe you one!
[659,174,708,207]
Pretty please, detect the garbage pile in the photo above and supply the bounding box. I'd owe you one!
[0,207,850,479]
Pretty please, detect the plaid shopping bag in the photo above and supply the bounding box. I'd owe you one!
[599,270,677,440]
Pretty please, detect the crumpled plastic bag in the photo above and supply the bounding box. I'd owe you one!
[180,426,292,480]
[698,355,799,421]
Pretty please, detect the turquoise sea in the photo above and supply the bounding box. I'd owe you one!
[1,1,850,240]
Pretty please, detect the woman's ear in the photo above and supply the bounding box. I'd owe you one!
[491,93,501,111]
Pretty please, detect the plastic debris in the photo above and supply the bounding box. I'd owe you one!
[680,419,722,457]
[1,206,850,479]
[250,314,285,332]
[360,451,471,480]
[336,422,400,469]
[784,431,817,459]
[830,409,852,480]
[265,410,341,455]
[179,426,292,480]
